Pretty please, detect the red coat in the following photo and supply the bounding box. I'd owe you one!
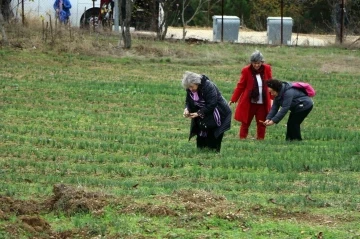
[230,64,272,124]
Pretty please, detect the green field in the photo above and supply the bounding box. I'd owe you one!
[1,39,360,239]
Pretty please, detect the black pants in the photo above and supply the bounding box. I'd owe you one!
[196,130,224,152]
[286,105,313,141]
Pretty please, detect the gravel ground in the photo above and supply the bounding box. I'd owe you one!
[165,27,358,46]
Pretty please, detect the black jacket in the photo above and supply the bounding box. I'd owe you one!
[185,75,231,139]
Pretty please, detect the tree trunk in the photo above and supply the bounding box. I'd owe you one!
[0,10,8,45]
[156,0,179,41]
[333,1,343,43]
[118,0,123,47]
[123,0,133,49]
[157,3,166,40]
[1,0,12,21]
[182,24,187,41]
[331,0,347,43]
[180,0,208,41]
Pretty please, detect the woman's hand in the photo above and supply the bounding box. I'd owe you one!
[189,113,199,118]
[263,119,275,126]
[228,101,234,106]
[183,108,190,118]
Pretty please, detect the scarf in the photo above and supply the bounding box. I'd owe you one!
[250,65,265,102]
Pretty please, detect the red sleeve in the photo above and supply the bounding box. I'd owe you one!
[268,65,272,79]
[230,67,248,102]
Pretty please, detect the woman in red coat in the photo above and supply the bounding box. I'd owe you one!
[228,50,272,140]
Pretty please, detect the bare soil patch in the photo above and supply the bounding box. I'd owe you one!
[44,183,110,216]
[1,184,112,238]
[0,186,357,238]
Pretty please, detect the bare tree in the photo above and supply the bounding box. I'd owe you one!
[118,0,133,49]
[0,12,8,45]
[0,0,10,45]
[328,0,348,43]
[156,0,180,40]
[180,0,211,40]
[1,0,12,21]
[118,0,124,47]
[346,0,360,36]
[123,0,133,48]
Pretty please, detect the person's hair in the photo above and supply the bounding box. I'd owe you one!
[250,50,264,62]
[181,71,202,89]
[266,79,283,93]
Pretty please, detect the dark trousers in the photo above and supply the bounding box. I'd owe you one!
[286,105,313,141]
[196,130,224,152]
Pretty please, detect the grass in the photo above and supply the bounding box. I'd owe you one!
[1,27,360,238]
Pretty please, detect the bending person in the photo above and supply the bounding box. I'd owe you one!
[182,71,231,152]
[264,79,313,141]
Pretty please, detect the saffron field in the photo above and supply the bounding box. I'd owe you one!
[1,41,360,238]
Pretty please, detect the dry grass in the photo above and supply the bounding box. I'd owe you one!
[3,17,202,60]
[4,16,122,56]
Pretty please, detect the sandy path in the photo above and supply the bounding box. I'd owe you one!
[165,27,358,46]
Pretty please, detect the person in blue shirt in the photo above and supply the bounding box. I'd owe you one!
[54,0,72,24]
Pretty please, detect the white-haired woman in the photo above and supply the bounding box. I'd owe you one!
[182,71,231,152]
[228,50,272,140]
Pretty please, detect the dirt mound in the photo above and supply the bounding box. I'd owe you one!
[174,189,227,213]
[0,184,112,218]
[44,183,111,216]
[1,184,112,238]
[19,215,51,233]
[174,189,242,221]
[0,195,41,217]
[121,189,243,221]
[121,203,179,217]
[1,186,356,238]
[175,188,226,204]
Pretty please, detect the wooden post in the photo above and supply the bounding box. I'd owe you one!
[280,0,283,45]
[221,0,224,42]
[340,0,344,44]
[22,0,25,26]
